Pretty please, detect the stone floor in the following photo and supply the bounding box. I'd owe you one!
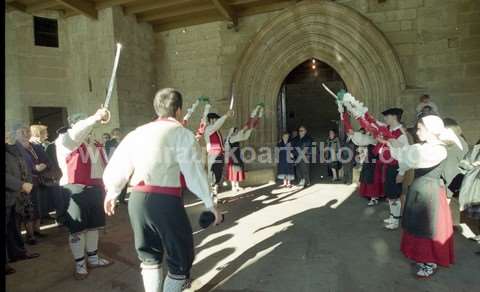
[6,179,480,292]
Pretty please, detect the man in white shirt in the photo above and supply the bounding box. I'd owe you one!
[103,88,222,292]
[55,109,113,280]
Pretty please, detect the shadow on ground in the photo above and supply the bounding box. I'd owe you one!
[6,165,480,292]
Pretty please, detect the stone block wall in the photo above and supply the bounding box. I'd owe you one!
[338,0,480,141]
[5,0,480,143]
[6,11,70,125]
[5,7,157,138]
[155,0,480,143]
[5,9,120,138]
[112,7,156,132]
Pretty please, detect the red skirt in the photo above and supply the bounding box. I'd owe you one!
[227,160,245,182]
[359,161,384,198]
[400,187,455,267]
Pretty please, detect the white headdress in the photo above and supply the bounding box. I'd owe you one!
[421,115,462,150]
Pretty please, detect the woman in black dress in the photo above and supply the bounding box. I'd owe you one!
[277,132,295,187]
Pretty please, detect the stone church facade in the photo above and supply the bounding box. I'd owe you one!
[6,0,480,147]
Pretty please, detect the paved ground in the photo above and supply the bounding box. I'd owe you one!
[6,173,480,292]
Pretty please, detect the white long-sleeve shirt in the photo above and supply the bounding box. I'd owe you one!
[230,128,253,144]
[55,116,105,185]
[204,115,228,153]
[390,142,447,176]
[225,128,253,152]
[103,117,214,209]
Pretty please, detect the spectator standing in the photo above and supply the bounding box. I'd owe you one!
[277,132,295,187]
[5,126,40,274]
[295,126,313,187]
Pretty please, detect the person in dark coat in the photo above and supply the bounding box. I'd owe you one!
[341,135,355,185]
[15,125,51,244]
[295,126,313,187]
[30,124,61,221]
[325,129,341,181]
[5,127,40,274]
[277,132,295,187]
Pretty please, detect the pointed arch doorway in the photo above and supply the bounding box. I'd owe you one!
[233,0,405,153]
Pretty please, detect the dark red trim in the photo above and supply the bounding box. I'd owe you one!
[132,181,182,197]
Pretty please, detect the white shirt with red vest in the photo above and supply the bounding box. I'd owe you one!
[103,117,214,209]
[55,116,108,187]
[204,115,227,156]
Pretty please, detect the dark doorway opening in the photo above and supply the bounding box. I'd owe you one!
[278,59,347,139]
[277,59,348,182]
[30,107,68,142]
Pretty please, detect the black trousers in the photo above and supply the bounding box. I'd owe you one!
[128,191,194,277]
[296,161,311,185]
[6,205,27,261]
[384,164,403,199]
[343,162,353,184]
[58,185,106,234]
[211,154,225,185]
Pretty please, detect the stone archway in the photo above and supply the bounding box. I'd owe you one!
[233,0,406,148]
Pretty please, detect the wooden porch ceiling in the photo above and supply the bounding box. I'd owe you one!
[5,0,298,32]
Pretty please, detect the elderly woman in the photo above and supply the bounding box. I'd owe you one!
[30,124,60,220]
[5,125,40,274]
[388,115,460,278]
[325,129,341,181]
[15,125,50,244]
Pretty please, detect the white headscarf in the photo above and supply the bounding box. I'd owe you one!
[421,115,463,150]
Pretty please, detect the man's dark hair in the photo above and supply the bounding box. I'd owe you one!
[153,88,183,118]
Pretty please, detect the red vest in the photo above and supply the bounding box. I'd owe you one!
[66,142,107,187]
[209,131,224,155]
[373,128,403,165]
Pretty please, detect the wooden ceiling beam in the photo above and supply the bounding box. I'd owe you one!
[236,0,295,17]
[6,1,26,12]
[230,0,263,5]
[62,9,79,18]
[95,0,137,10]
[56,0,97,19]
[152,0,296,32]
[138,3,215,22]
[211,0,237,25]
[125,0,194,15]
[25,0,58,13]
[153,13,224,32]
